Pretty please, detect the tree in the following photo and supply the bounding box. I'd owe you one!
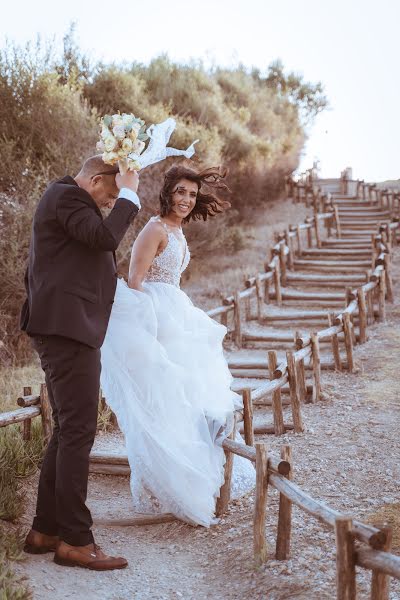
[265,59,328,123]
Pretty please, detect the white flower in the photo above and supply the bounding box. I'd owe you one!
[122,138,133,153]
[104,136,118,152]
[113,125,126,140]
[129,128,138,142]
[103,151,119,164]
[96,140,105,152]
[117,148,128,159]
[101,125,111,139]
[122,113,135,126]
[133,139,145,155]
[112,114,123,127]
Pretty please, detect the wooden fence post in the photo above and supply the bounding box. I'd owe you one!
[255,274,264,320]
[357,287,367,343]
[314,213,322,248]
[311,333,322,402]
[221,310,228,329]
[371,234,377,269]
[286,351,304,433]
[254,442,268,566]
[242,389,254,447]
[274,263,282,306]
[22,386,32,441]
[295,348,308,403]
[384,254,394,303]
[268,350,285,435]
[40,382,53,444]
[370,527,392,600]
[335,516,356,600]
[342,313,354,373]
[276,445,292,560]
[234,291,242,347]
[334,205,342,239]
[279,242,287,287]
[328,313,342,371]
[378,270,386,322]
[306,222,313,247]
[284,231,294,269]
[216,420,236,517]
[264,276,270,303]
[296,225,302,256]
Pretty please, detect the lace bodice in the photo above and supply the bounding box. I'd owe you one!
[144,216,190,288]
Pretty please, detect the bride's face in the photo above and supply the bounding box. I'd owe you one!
[170,178,198,219]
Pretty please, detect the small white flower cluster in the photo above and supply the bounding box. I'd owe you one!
[96,113,148,170]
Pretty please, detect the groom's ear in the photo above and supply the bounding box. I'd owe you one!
[91,175,103,186]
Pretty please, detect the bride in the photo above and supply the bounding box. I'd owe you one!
[100,163,255,526]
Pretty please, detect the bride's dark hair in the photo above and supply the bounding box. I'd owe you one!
[159,164,231,223]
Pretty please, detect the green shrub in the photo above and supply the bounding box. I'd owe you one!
[0,421,45,522]
[0,524,32,600]
[0,558,32,600]
[0,30,327,363]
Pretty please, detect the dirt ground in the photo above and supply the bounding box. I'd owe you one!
[15,253,400,599]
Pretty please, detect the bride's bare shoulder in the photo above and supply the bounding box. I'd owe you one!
[137,216,167,243]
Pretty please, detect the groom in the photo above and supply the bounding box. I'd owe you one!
[20,155,140,570]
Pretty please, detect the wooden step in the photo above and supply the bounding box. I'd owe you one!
[340,230,377,237]
[230,358,347,378]
[339,217,390,224]
[240,328,298,344]
[261,307,330,320]
[340,221,388,228]
[337,208,390,216]
[287,272,366,284]
[294,259,371,268]
[322,239,371,248]
[271,288,345,302]
[300,248,370,258]
[332,200,374,206]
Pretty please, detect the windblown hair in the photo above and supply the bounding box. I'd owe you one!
[159,164,231,223]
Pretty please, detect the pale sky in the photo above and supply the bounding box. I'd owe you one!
[2,0,399,181]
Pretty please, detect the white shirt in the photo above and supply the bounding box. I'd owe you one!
[118,188,141,209]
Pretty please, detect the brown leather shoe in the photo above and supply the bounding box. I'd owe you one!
[54,541,128,570]
[24,529,59,554]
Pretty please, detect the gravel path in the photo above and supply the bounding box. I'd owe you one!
[16,252,400,600]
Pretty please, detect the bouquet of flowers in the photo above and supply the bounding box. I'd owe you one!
[97,114,199,174]
[96,113,149,173]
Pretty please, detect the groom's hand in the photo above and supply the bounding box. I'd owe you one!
[116,170,140,193]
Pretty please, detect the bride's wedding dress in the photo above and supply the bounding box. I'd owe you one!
[100,216,255,526]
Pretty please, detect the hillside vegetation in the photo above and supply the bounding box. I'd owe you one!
[0,27,327,362]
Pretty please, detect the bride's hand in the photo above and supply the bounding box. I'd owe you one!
[116,170,139,193]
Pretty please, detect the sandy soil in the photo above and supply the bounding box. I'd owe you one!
[15,256,400,599]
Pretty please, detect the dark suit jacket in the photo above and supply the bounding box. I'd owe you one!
[20,176,139,348]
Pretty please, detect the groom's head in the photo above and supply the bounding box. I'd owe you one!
[75,155,120,209]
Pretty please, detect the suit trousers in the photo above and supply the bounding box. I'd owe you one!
[31,334,100,546]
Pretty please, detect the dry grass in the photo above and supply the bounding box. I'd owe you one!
[0,363,42,412]
[367,503,400,553]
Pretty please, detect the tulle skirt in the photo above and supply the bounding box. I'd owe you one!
[100,279,255,526]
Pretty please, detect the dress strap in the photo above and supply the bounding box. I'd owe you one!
[152,215,170,233]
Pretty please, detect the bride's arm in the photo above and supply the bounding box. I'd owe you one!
[128,222,166,291]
